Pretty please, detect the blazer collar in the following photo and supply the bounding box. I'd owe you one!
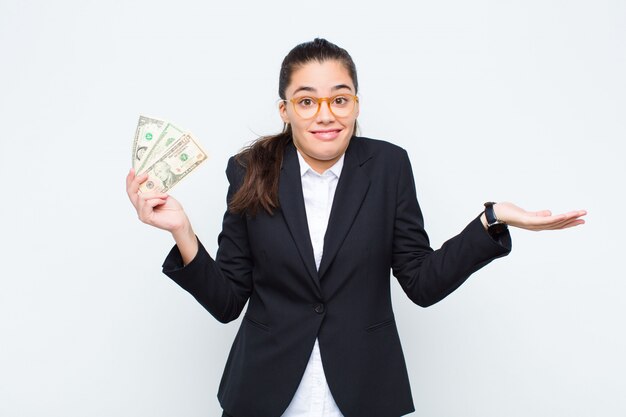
[278,137,372,294]
[296,149,345,179]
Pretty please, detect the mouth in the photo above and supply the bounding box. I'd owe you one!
[309,128,342,141]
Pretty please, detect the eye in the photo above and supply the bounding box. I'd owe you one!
[332,95,350,106]
[296,97,316,107]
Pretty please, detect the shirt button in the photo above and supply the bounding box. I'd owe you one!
[314,303,325,314]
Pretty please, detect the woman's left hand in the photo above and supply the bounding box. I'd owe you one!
[483,202,587,231]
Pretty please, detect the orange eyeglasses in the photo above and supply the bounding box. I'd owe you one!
[281,94,359,119]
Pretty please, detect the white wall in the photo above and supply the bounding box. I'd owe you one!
[1,0,624,416]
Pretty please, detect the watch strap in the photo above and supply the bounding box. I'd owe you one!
[484,202,508,237]
[484,201,498,225]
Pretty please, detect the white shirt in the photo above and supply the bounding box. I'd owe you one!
[281,151,345,417]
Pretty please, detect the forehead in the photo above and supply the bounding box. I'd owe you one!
[286,60,354,95]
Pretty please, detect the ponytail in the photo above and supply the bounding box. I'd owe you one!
[228,126,292,216]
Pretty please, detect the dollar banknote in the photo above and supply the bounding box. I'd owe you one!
[136,121,185,174]
[132,115,167,170]
[138,133,208,193]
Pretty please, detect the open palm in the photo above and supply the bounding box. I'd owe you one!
[494,202,586,231]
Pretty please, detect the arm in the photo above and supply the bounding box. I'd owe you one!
[161,156,253,323]
[126,157,253,323]
[390,151,586,308]
[391,150,511,307]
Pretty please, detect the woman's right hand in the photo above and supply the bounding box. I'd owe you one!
[125,168,189,233]
[126,168,199,264]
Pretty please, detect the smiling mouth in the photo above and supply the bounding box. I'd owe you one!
[310,129,342,140]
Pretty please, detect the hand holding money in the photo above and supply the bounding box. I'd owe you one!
[126,170,188,231]
[126,166,199,263]
[127,115,204,262]
[132,115,208,193]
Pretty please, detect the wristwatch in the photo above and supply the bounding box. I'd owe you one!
[484,202,508,238]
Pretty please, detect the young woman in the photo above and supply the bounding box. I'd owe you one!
[126,38,586,417]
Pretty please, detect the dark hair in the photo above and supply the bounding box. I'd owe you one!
[229,38,358,216]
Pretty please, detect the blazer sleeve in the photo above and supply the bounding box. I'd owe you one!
[391,149,512,307]
[161,156,253,323]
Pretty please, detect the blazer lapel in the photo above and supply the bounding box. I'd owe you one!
[318,138,371,279]
[278,142,322,296]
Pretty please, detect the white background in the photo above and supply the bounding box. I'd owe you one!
[1,1,624,416]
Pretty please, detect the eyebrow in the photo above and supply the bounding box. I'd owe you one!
[292,84,354,96]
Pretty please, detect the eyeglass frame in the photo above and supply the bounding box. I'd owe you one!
[279,93,360,120]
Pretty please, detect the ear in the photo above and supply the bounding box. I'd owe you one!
[279,101,290,124]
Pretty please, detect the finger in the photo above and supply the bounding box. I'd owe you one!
[125,168,134,187]
[545,218,586,230]
[139,198,168,223]
[559,219,586,229]
[550,209,587,219]
[546,211,587,226]
[138,191,169,204]
[136,192,168,211]
[565,209,587,218]
[524,213,567,227]
[134,172,149,185]
[126,169,140,205]
[145,197,168,208]
[128,172,149,195]
[536,215,586,230]
[136,190,167,206]
[137,192,169,202]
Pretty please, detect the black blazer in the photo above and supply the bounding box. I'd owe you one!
[162,136,512,417]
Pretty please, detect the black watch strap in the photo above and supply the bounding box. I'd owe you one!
[484,202,508,237]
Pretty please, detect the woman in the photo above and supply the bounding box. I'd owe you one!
[126,38,586,417]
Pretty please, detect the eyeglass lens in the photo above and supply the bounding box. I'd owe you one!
[293,95,356,119]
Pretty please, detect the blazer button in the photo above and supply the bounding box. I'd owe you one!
[314,303,325,314]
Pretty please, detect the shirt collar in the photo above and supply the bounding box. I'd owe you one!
[296,149,345,178]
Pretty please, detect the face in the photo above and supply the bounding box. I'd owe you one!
[153,161,171,181]
[279,59,359,174]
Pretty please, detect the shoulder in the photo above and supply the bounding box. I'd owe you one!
[225,153,248,187]
[352,135,407,155]
[350,136,410,166]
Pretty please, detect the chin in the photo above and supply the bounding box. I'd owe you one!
[317,143,348,157]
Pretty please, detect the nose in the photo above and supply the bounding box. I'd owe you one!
[316,98,335,123]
